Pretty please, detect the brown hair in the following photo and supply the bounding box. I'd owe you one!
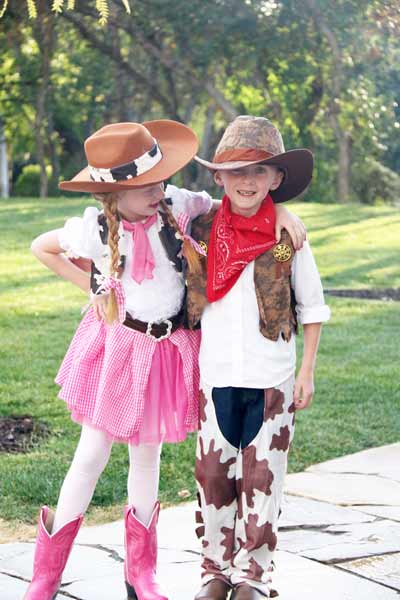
[94,192,121,324]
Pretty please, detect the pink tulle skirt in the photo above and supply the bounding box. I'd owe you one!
[55,309,201,445]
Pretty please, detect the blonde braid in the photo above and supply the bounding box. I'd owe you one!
[97,192,121,324]
[159,198,202,274]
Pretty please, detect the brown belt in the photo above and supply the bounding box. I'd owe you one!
[123,311,182,341]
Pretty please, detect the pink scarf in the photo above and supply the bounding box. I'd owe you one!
[122,214,158,283]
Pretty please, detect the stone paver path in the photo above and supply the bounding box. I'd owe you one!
[1,443,399,599]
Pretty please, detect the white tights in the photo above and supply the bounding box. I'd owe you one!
[52,424,161,533]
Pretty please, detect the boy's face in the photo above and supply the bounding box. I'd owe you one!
[214,164,283,217]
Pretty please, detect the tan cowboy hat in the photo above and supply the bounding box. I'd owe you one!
[59,120,198,193]
[195,115,313,203]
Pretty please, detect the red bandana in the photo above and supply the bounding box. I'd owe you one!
[206,194,276,303]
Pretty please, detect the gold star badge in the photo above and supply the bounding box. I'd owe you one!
[199,240,208,254]
[273,243,292,262]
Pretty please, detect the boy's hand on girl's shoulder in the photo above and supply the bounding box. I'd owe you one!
[293,367,315,410]
[274,205,307,251]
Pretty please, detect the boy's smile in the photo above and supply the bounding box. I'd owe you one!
[214,164,283,217]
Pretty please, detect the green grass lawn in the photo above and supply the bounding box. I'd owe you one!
[0,197,399,526]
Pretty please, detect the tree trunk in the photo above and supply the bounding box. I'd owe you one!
[337,131,352,203]
[35,86,48,197]
[0,118,9,198]
[47,110,60,194]
[305,0,351,202]
[34,1,55,198]
[194,104,217,191]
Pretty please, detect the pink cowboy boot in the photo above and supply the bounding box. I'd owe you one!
[23,506,83,600]
[124,501,168,600]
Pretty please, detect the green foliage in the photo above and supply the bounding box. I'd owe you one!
[26,0,37,19]
[352,158,400,205]
[0,1,131,24]
[13,165,42,197]
[13,164,59,197]
[1,1,399,203]
[0,1,8,19]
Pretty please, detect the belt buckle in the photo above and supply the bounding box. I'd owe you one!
[146,319,173,342]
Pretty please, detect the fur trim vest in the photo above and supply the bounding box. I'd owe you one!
[185,208,298,342]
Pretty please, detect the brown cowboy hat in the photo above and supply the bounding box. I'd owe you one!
[195,115,313,203]
[59,120,198,193]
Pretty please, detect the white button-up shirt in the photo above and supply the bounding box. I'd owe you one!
[199,240,330,389]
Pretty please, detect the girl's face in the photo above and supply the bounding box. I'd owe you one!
[116,183,165,221]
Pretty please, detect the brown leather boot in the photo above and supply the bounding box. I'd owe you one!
[195,579,232,600]
[231,584,279,600]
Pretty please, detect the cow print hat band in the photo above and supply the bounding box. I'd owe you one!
[88,139,162,183]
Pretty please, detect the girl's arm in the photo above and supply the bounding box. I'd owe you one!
[293,322,322,410]
[31,229,90,293]
[275,204,306,251]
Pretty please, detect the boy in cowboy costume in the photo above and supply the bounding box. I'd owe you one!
[186,116,331,600]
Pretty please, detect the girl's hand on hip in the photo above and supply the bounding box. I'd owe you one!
[91,292,109,321]
[293,368,314,410]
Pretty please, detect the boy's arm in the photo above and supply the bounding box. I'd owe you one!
[165,184,212,219]
[275,204,306,250]
[294,322,322,410]
[291,240,330,410]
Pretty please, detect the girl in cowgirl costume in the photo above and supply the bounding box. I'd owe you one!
[25,120,304,600]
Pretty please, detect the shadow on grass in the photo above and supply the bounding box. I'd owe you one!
[295,202,398,233]
[0,272,59,293]
[320,250,400,287]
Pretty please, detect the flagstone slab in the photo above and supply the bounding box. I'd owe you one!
[2,542,122,583]
[307,443,400,482]
[76,518,123,546]
[278,520,400,562]
[278,495,373,528]
[351,505,400,522]
[273,550,400,600]
[0,542,32,563]
[76,502,201,552]
[157,502,201,552]
[0,572,29,600]
[63,573,126,600]
[66,557,199,600]
[1,544,198,600]
[337,552,400,592]
[83,543,199,565]
[284,472,400,505]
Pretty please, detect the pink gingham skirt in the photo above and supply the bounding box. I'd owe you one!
[55,308,201,444]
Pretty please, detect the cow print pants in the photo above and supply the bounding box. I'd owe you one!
[195,376,295,596]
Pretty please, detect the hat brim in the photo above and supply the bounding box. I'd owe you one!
[195,149,314,203]
[59,120,199,193]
